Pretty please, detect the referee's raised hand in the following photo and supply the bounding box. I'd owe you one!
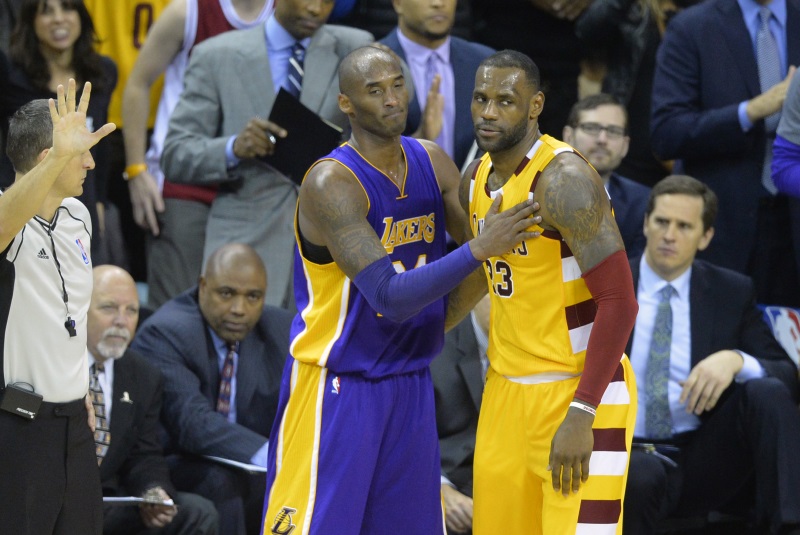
[49,79,116,161]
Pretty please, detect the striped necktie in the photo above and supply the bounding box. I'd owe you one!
[90,362,111,465]
[645,285,675,440]
[216,342,237,417]
[286,42,306,99]
[756,6,782,194]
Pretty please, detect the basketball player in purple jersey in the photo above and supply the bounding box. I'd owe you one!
[262,45,539,535]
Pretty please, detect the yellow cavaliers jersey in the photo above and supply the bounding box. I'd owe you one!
[468,134,603,378]
[84,0,167,128]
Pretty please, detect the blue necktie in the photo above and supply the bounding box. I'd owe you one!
[90,362,111,465]
[757,7,781,194]
[645,285,675,440]
[286,42,305,99]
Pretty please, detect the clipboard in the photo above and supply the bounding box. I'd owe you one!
[260,88,344,185]
[202,454,267,474]
[103,496,175,507]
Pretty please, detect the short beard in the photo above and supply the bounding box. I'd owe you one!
[96,327,131,360]
[475,118,529,154]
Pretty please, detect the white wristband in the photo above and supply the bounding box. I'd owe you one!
[569,401,597,417]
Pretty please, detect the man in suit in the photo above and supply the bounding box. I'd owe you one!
[88,265,218,535]
[431,295,489,535]
[650,0,800,307]
[161,0,374,309]
[379,0,494,170]
[563,93,650,260]
[120,0,272,309]
[623,175,800,534]
[131,244,293,535]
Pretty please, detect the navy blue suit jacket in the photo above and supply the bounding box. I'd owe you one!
[650,0,800,273]
[131,288,292,463]
[380,29,494,168]
[626,257,799,411]
[608,172,650,260]
[99,349,176,498]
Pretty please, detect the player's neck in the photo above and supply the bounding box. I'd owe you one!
[488,129,541,182]
[349,132,405,177]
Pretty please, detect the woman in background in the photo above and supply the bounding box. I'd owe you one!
[0,0,116,255]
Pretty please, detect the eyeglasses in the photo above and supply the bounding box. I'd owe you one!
[577,122,626,139]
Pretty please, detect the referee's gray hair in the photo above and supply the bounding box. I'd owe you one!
[6,99,53,175]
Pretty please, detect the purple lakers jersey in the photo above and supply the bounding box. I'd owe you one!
[289,137,447,378]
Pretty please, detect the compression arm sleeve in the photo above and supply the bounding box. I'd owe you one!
[772,135,800,199]
[575,250,639,407]
[352,243,482,323]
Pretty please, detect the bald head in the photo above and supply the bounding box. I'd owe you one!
[88,265,140,362]
[202,243,265,282]
[338,45,401,96]
[199,244,267,343]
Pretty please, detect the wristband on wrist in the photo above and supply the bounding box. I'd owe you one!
[123,163,148,181]
[569,401,597,417]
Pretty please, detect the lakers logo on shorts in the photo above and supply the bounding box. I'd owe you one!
[271,506,298,535]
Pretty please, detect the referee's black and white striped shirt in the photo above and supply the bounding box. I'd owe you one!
[0,197,93,403]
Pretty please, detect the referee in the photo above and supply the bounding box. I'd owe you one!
[0,80,116,534]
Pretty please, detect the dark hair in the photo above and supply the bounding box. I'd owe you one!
[646,175,718,231]
[6,99,53,174]
[566,93,628,131]
[478,50,540,91]
[9,0,106,93]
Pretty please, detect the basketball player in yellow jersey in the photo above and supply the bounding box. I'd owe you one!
[462,49,640,535]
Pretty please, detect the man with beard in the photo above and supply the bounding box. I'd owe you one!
[563,93,651,259]
[87,265,218,535]
[262,45,539,535]
[462,50,639,534]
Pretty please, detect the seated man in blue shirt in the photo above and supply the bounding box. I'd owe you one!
[623,175,800,534]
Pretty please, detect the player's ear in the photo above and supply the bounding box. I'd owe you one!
[338,93,352,115]
[530,91,544,120]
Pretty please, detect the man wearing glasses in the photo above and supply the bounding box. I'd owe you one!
[563,93,651,260]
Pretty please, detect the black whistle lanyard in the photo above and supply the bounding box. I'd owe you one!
[38,214,77,338]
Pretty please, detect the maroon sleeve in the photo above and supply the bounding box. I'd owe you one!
[575,250,638,406]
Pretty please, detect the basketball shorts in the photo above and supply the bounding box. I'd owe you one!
[263,357,446,535]
[473,356,637,535]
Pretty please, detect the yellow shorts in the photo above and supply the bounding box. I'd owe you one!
[473,357,637,535]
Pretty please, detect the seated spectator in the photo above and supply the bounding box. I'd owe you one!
[0,0,116,258]
[623,175,800,534]
[131,243,292,535]
[431,295,490,535]
[88,265,218,535]
[562,93,650,259]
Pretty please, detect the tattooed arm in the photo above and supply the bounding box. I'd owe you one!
[298,159,538,322]
[536,154,623,271]
[536,153,638,496]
